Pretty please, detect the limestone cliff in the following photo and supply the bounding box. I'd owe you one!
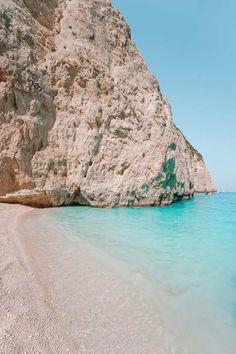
[0,0,215,207]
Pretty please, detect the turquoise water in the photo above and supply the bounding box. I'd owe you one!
[48,193,236,354]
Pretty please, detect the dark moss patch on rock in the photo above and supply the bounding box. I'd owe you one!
[172,193,183,202]
[127,199,134,207]
[177,181,185,189]
[169,143,177,151]
[163,173,177,189]
[126,190,135,197]
[161,158,177,189]
[140,183,149,192]
[162,158,175,174]
[189,181,194,189]
[154,173,164,182]
[158,192,169,203]
[152,173,164,188]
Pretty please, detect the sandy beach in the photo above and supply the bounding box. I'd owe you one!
[0,203,171,354]
[0,204,75,353]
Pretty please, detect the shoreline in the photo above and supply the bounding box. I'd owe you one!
[0,203,173,354]
[0,189,217,209]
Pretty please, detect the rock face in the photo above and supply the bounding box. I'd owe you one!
[0,0,215,207]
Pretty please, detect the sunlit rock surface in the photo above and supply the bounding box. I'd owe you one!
[0,0,215,207]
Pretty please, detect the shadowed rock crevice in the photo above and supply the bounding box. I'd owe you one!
[22,0,60,30]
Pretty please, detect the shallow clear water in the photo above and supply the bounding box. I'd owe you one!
[47,193,236,354]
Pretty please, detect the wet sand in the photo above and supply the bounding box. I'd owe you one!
[0,204,172,354]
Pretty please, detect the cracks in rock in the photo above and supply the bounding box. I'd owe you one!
[82,132,103,179]
[12,90,18,111]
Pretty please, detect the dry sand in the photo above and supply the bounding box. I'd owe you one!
[0,204,173,354]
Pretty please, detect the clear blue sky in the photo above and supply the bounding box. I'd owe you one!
[112,0,236,191]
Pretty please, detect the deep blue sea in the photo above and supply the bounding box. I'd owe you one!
[48,193,236,354]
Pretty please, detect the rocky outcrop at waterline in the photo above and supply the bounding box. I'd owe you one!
[0,0,215,207]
